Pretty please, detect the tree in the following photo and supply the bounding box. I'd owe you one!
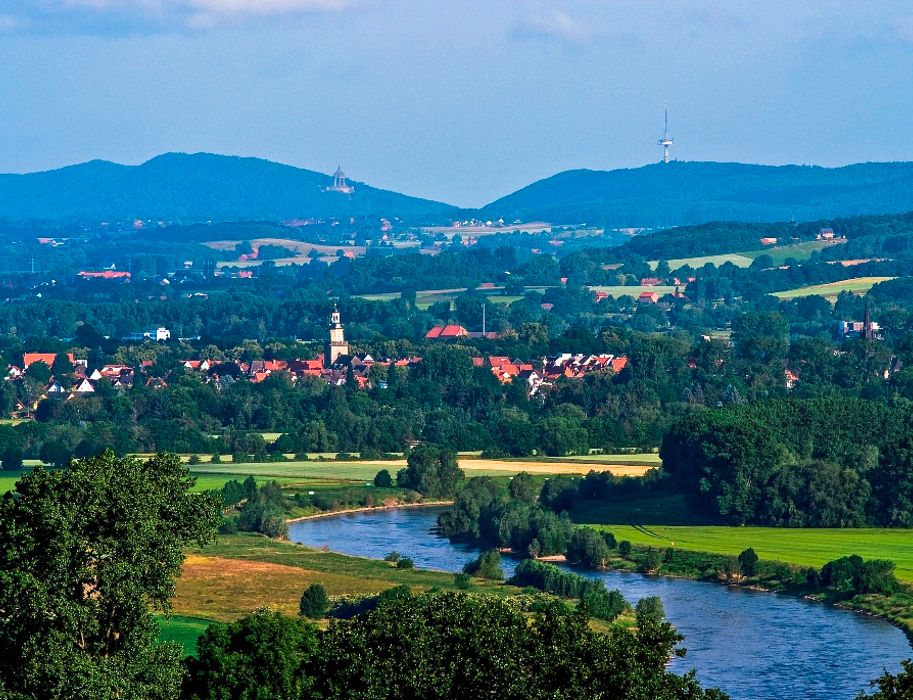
[373,468,393,488]
[299,583,329,618]
[313,590,726,699]
[635,596,666,627]
[566,527,612,568]
[508,471,538,504]
[738,547,759,577]
[463,550,505,580]
[0,450,221,699]
[397,444,463,498]
[856,659,913,699]
[185,610,318,700]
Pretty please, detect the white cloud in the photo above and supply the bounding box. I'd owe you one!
[516,9,592,46]
[0,0,351,32]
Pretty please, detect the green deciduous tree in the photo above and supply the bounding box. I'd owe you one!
[299,583,330,618]
[185,610,318,700]
[397,444,463,498]
[0,450,221,699]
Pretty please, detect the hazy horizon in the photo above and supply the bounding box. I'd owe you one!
[2,1,913,206]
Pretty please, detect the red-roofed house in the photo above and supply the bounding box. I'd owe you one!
[638,292,659,304]
[640,277,663,286]
[78,270,131,280]
[23,352,75,369]
[425,324,469,339]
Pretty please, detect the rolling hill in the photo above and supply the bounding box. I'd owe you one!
[0,153,456,223]
[479,161,913,227]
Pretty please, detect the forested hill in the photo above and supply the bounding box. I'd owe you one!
[0,153,457,223]
[479,161,913,227]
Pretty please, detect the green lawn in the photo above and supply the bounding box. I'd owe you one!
[772,276,894,300]
[157,615,210,657]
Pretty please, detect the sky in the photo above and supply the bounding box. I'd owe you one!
[2,1,913,207]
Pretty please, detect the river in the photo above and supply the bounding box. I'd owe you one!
[289,506,910,700]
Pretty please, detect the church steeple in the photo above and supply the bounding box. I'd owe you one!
[325,303,349,367]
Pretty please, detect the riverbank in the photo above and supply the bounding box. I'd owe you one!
[610,542,913,647]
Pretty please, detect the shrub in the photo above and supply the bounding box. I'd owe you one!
[336,453,353,461]
[618,540,632,558]
[188,454,201,465]
[299,583,329,618]
[509,559,627,622]
[453,573,472,590]
[638,548,662,574]
[217,517,238,535]
[738,547,759,576]
[396,557,415,570]
[463,550,504,580]
[210,453,222,464]
[373,469,393,488]
[384,551,402,563]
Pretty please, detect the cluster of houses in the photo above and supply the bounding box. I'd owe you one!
[4,347,630,412]
[475,353,628,394]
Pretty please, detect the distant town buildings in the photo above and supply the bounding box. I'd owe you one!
[123,327,171,342]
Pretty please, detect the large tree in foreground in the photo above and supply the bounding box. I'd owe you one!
[0,450,221,700]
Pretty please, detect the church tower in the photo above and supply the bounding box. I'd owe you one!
[325,303,349,367]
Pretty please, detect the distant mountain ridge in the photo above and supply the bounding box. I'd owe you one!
[478,161,913,227]
[7,155,913,227]
[0,153,456,222]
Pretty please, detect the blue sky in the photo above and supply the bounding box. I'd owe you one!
[1,1,913,206]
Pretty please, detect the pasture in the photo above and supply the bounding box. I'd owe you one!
[172,534,504,623]
[587,285,677,298]
[599,524,913,583]
[772,276,894,300]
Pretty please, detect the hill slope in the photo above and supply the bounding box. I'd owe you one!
[0,153,456,222]
[479,161,913,227]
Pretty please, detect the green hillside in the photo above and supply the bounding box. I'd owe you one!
[479,161,913,227]
[0,153,456,223]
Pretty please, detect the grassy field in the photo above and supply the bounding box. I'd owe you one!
[588,285,677,298]
[651,253,754,269]
[0,453,661,496]
[772,276,894,300]
[157,615,211,657]
[173,533,505,622]
[596,523,913,583]
[646,240,844,271]
[575,494,913,583]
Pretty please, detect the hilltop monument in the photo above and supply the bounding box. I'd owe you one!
[324,304,349,367]
[325,166,355,194]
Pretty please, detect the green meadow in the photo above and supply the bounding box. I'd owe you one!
[772,276,894,300]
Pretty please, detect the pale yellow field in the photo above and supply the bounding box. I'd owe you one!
[460,459,653,477]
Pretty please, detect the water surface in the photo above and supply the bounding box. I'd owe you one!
[289,507,911,700]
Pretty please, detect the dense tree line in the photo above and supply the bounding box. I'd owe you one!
[661,397,913,526]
